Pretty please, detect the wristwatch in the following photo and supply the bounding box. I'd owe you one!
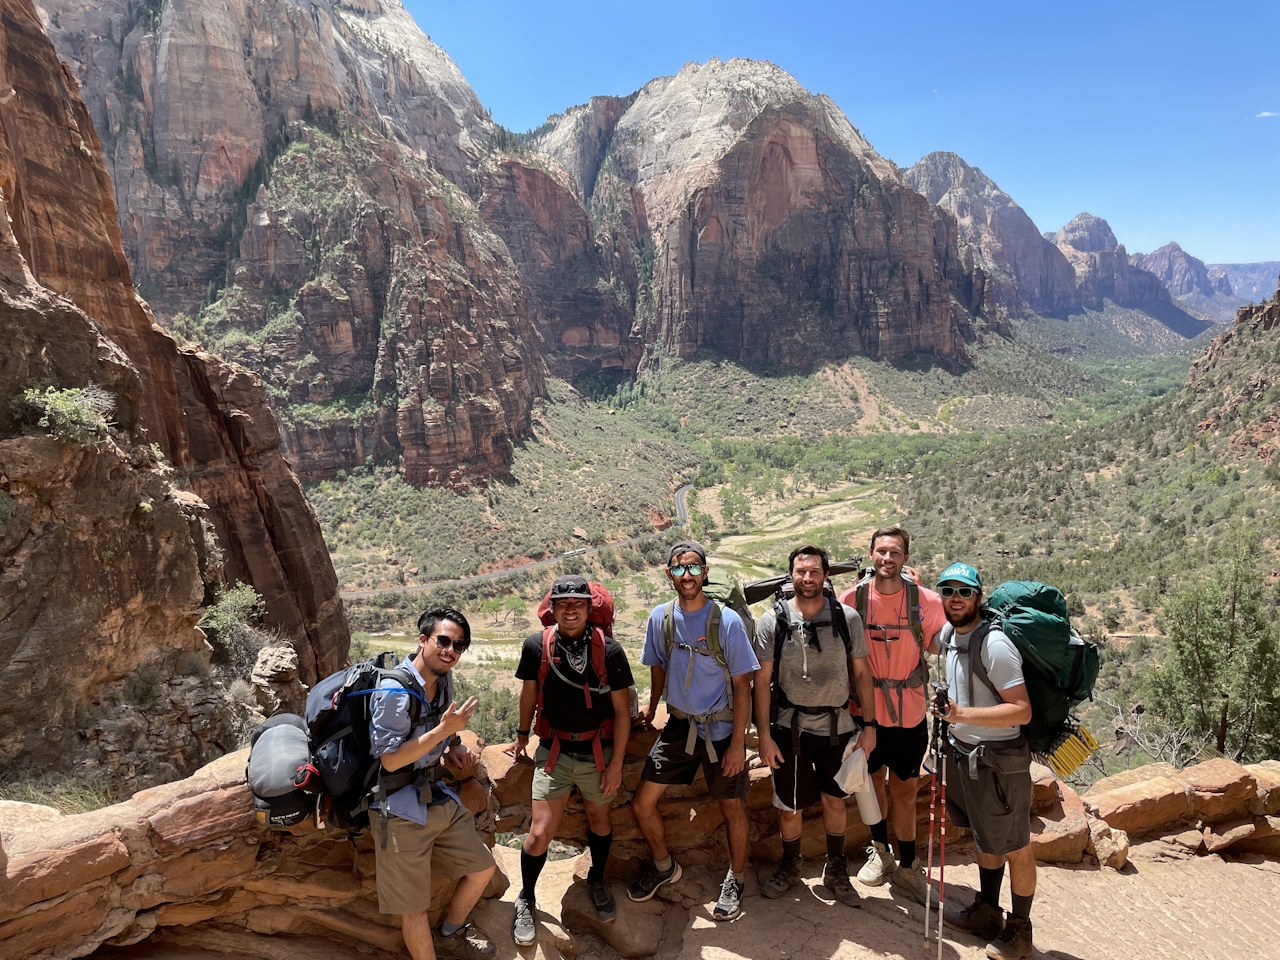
[517,728,531,738]
[863,719,879,729]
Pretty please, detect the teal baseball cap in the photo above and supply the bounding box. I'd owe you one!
[937,562,982,591]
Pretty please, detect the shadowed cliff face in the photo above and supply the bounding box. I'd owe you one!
[536,59,988,369]
[0,0,347,778]
[905,151,1078,317]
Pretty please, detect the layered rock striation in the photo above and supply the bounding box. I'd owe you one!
[536,59,989,369]
[0,0,346,782]
[45,0,494,318]
[904,151,1077,316]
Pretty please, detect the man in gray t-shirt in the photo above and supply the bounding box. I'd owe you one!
[932,563,1036,960]
[752,545,876,908]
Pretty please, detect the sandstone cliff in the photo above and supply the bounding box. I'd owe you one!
[904,151,1077,316]
[1132,241,1234,298]
[44,0,494,319]
[0,0,346,784]
[196,119,545,486]
[534,59,990,369]
[1053,213,1169,307]
[45,0,548,487]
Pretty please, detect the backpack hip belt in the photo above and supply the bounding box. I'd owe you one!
[872,658,930,726]
[666,704,736,762]
[774,687,848,750]
[541,726,609,774]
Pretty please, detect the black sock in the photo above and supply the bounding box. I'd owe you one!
[898,839,916,866]
[782,836,802,862]
[1011,892,1034,920]
[870,819,889,846]
[826,832,845,860]
[520,848,547,903]
[978,865,1005,909]
[586,830,613,884]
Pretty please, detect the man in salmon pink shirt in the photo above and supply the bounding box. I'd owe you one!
[838,525,945,903]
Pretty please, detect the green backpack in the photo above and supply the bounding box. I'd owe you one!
[971,581,1099,755]
[702,568,754,637]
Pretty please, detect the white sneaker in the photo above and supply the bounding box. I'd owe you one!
[855,841,896,886]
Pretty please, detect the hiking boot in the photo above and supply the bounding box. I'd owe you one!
[589,880,617,922]
[944,892,1004,941]
[855,841,896,886]
[434,922,496,960]
[821,855,861,907]
[511,894,535,946]
[986,915,1033,960]
[891,857,932,905]
[627,858,682,902]
[760,856,802,899]
[712,870,744,921]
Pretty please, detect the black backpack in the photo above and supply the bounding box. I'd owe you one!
[305,651,449,832]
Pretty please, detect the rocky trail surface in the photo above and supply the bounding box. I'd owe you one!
[96,842,1280,960]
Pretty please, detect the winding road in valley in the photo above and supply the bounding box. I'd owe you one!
[339,484,694,600]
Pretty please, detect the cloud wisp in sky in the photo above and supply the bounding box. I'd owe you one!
[1257,111,1278,118]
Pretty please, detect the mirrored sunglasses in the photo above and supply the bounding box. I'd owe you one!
[668,563,705,578]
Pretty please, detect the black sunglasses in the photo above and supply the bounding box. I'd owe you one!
[939,585,978,599]
[431,633,471,653]
[669,563,705,577]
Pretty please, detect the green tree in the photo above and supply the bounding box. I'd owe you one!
[1148,533,1280,761]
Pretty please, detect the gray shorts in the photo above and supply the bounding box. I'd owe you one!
[944,735,1032,857]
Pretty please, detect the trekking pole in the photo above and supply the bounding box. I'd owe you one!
[937,715,948,960]
[923,714,938,949]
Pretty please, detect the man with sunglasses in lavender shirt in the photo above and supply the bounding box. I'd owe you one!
[629,540,758,921]
[369,607,497,960]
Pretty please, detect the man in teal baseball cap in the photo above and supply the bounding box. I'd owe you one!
[933,562,1037,960]
[936,562,981,591]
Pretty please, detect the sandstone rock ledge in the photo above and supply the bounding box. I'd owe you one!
[5,735,1280,960]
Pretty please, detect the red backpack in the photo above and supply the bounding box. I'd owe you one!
[533,582,615,774]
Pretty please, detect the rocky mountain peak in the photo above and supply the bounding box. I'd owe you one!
[904,151,1077,316]
[906,150,1000,203]
[1131,241,1235,299]
[1056,213,1120,253]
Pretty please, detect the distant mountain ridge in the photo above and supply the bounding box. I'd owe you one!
[904,153,1210,339]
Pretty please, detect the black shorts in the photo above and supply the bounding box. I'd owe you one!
[866,720,929,781]
[640,718,748,801]
[770,725,853,812]
[945,736,1033,856]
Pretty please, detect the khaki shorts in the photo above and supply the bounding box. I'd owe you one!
[532,742,616,807]
[373,799,495,915]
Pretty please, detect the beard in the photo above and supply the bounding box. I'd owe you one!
[944,604,978,628]
[794,580,823,600]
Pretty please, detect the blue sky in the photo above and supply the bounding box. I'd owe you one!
[403,0,1277,264]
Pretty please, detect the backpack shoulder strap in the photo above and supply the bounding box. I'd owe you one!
[966,620,1001,705]
[662,599,677,659]
[590,627,610,691]
[904,578,925,648]
[380,666,428,727]
[829,595,853,658]
[772,598,790,664]
[853,575,870,625]
[705,601,726,668]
